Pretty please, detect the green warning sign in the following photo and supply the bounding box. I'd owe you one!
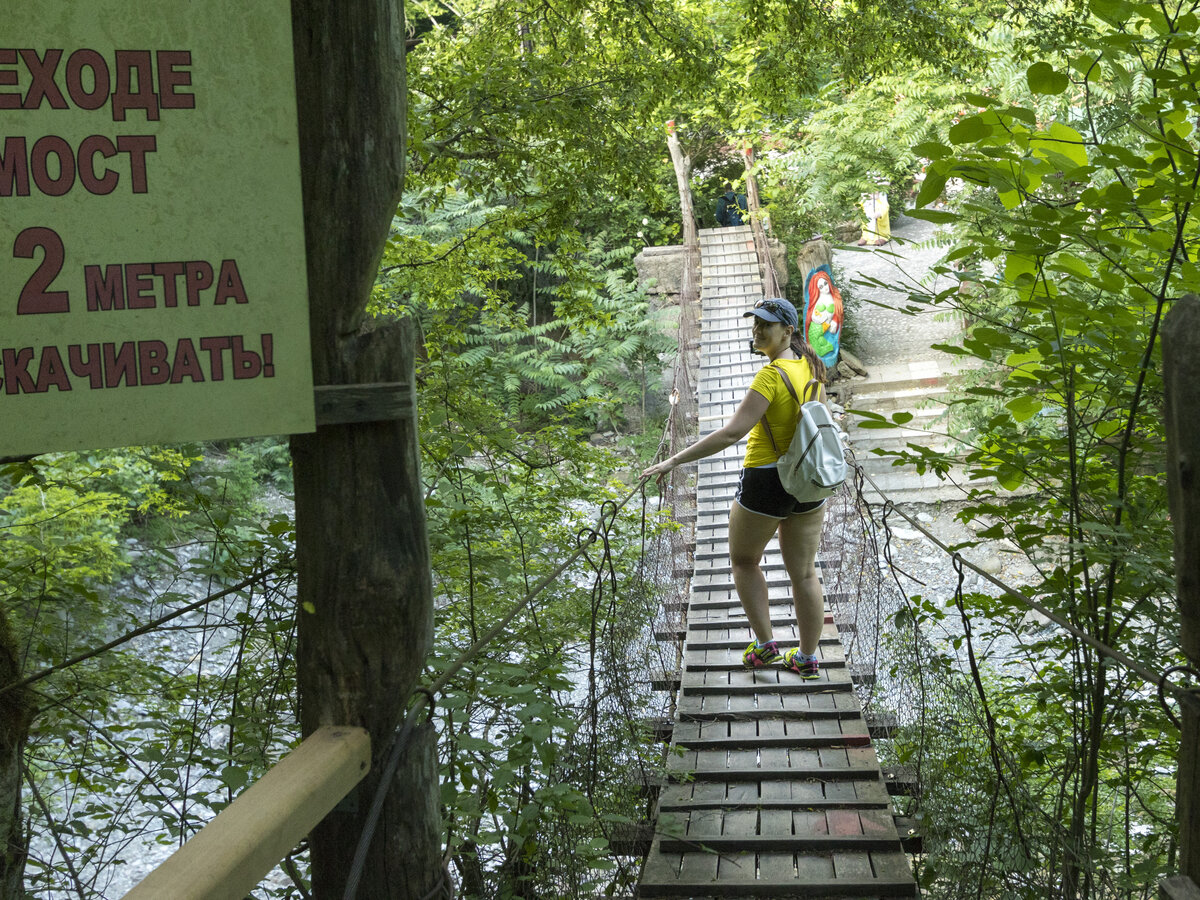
[0,0,314,457]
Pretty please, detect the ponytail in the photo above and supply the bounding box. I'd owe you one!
[790,331,827,386]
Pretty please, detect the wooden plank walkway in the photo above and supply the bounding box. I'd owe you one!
[637,227,916,898]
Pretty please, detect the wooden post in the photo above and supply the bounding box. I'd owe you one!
[288,0,441,897]
[124,728,370,900]
[665,121,699,310]
[742,146,780,298]
[0,610,30,898]
[1164,294,1200,885]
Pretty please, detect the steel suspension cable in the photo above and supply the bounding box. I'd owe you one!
[342,478,650,900]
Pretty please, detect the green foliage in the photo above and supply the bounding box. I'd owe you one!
[2,445,302,896]
[764,69,966,238]
[870,3,1197,894]
[418,324,672,895]
[379,186,674,434]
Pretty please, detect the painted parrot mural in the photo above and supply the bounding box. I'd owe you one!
[804,264,843,368]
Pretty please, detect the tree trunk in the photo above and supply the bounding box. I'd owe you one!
[289,1,441,897]
[0,610,30,899]
[1165,295,1200,884]
[665,122,699,309]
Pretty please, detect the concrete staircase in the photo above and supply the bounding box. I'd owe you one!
[837,359,977,505]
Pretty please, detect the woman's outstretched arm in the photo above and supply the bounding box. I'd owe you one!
[642,389,769,481]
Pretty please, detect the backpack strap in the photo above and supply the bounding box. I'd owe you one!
[772,364,802,405]
[758,412,779,454]
[757,363,827,451]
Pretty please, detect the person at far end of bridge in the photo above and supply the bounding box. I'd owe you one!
[642,297,827,680]
[715,182,747,227]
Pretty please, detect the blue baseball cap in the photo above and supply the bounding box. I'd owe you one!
[743,297,799,329]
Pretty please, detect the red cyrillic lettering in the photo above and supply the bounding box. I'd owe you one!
[156,51,194,110]
[260,333,275,377]
[138,340,170,385]
[30,135,74,197]
[78,134,118,195]
[231,336,262,379]
[20,49,67,110]
[65,49,110,110]
[85,264,125,311]
[153,262,184,307]
[14,228,69,315]
[185,261,213,306]
[0,49,18,110]
[199,336,231,380]
[2,348,36,394]
[35,346,71,392]
[103,342,137,387]
[170,338,204,383]
[0,136,29,197]
[68,344,103,388]
[111,50,159,121]
[115,134,155,193]
[214,260,248,305]
[125,263,155,308]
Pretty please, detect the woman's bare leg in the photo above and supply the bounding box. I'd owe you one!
[728,501,784,644]
[777,503,826,655]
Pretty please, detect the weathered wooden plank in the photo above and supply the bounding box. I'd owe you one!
[728,719,758,741]
[667,767,890,783]
[870,850,919,883]
[882,766,920,796]
[760,808,794,837]
[677,681,855,696]
[761,746,799,769]
[638,842,682,884]
[893,817,923,854]
[710,776,751,800]
[832,852,876,879]
[758,851,797,880]
[682,649,846,669]
[687,808,724,839]
[682,614,827,630]
[677,847,719,883]
[672,732,870,751]
[691,782,729,804]
[656,794,890,812]
[722,809,758,837]
[678,697,861,719]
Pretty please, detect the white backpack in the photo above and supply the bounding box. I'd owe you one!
[759,364,847,502]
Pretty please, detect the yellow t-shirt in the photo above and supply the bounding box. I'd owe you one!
[744,358,816,468]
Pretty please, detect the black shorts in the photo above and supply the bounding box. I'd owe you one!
[734,466,826,519]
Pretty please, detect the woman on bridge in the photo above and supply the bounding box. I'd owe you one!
[642,297,827,679]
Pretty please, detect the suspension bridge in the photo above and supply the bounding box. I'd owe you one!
[114,215,1200,898]
[635,225,918,897]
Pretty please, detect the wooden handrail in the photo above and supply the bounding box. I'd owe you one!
[742,147,781,299]
[124,726,370,900]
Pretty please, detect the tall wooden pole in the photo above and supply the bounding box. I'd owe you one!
[742,147,779,299]
[289,1,441,897]
[1164,294,1200,885]
[0,611,30,899]
[665,121,699,311]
